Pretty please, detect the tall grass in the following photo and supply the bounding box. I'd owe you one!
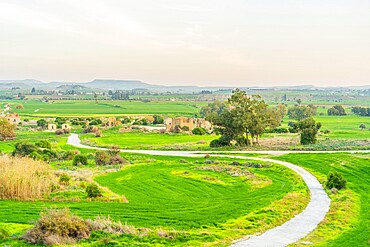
[0,155,53,200]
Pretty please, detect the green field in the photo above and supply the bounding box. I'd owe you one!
[278,153,370,246]
[0,154,308,246]
[80,128,217,150]
[1,100,207,117]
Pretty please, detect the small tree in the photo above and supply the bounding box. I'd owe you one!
[0,118,16,140]
[326,172,347,190]
[296,118,322,145]
[36,119,47,128]
[359,123,366,130]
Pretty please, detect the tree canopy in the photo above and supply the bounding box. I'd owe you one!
[202,89,282,146]
[327,105,346,116]
[288,104,317,121]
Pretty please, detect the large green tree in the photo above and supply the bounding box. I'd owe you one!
[204,89,282,146]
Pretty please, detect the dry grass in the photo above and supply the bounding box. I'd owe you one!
[0,155,54,200]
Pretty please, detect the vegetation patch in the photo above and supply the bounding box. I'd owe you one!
[0,156,54,200]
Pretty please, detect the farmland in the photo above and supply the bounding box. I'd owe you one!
[1,100,208,117]
[1,91,370,246]
[0,154,308,246]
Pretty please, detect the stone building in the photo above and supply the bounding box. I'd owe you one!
[2,113,21,125]
[47,123,57,130]
[165,117,213,132]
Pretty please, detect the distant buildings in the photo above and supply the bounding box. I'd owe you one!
[0,113,20,125]
[164,117,212,132]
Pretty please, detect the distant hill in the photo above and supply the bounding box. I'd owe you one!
[1,78,370,92]
[0,79,44,87]
[86,79,156,90]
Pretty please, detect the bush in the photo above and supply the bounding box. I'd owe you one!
[210,136,230,147]
[95,151,110,166]
[0,228,9,241]
[326,172,347,190]
[23,208,91,245]
[95,130,102,137]
[108,145,121,157]
[73,155,88,166]
[192,127,207,135]
[109,155,127,165]
[61,150,79,160]
[36,140,52,149]
[55,130,64,135]
[59,174,71,185]
[12,142,38,157]
[181,126,190,131]
[173,125,181,133]
[86,184,102,198]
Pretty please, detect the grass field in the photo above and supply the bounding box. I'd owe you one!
[0,154,308,246]
[80,128,217,150]
[1,100,207,117]
[278,153,370,246]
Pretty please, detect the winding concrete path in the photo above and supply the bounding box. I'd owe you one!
[67,134,332,246]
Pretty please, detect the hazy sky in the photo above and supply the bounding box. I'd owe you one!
[0,0,369,87]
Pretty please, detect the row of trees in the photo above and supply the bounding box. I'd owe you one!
[351,106,370,116]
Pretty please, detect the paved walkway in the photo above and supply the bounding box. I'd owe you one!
[67,134,332,246]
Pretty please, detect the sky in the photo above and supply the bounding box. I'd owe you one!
[0,0,369,87]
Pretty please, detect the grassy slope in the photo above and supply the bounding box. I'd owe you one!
[278,153,370,246]
[0,155,308,246]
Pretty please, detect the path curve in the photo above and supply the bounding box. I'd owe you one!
[67,134,331,247]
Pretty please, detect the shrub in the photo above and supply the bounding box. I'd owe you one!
[55,130,64,135]
[173,125,181,133]
[95,151,110,166]
[86,184,102,198]
[59,174,71,185]
[359,123,366,130]
[326,172,347,190]
[0,156,54,200]
[36,140,52,149]
[210,136,229,147]
[192,127,207,135]
[61,150,79,160]
[73,155,88,166]
[108,145,121,157]
[95,130,102,137]
[109,155,127,165]
[181,126,190,131]
[0,228,9,241]
[23,208,91,245]
[153,115,164,124]
[12,142,38,157]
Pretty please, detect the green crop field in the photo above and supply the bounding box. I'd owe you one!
[1,100,207,117]
[0,154,308,246]
[80,128,218,150]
